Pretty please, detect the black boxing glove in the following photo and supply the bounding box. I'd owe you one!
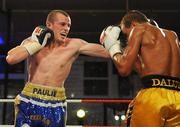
[119,30,128,49]
[23,25,54,55]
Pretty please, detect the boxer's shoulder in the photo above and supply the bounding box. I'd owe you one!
[66,38,89,47]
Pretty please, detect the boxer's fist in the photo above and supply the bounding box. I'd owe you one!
[23,25,54,55]
[31,25,54,46]
[100,25,123,57]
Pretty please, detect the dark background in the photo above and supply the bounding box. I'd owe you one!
[0,0,179,51]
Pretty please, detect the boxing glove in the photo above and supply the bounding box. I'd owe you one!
[100,25,123,57]
[23,25,54,55]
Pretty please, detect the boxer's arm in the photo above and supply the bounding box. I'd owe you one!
[113,27,144,76]
[79,39,110,58]
[6,38,33,65]
[6,26,53,65]
[133,55,143,74]
[165,30,180,48]
[23,25,53,55]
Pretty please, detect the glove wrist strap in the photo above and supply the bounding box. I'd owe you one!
[23,41,42,55]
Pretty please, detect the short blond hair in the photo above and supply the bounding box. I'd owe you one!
[46,10,70,23]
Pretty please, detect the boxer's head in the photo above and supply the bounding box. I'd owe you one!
[121,10,149,28]
[120,10,149,37]
[46,10,71,43]
[46,10,70,24]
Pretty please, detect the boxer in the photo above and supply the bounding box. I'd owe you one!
[6,10,110,127]
[100,10,180,127]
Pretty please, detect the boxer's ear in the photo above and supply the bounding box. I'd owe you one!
[46,22,51,27]
[46,20,53,28]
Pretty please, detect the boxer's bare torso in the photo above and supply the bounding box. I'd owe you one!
[6,37,109,88]
[6,12,110,88]
[116,23,180,78]
[28,38,109,87]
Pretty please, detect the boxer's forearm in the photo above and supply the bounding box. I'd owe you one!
[113,53,133,76]
[88,45,110,58]
[79,43,110,58]
[6,46,29,65]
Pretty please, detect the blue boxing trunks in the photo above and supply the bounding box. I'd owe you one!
[14,82,67,127]
[126,75,180,127]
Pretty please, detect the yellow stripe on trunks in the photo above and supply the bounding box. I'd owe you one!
[21,82,66,101]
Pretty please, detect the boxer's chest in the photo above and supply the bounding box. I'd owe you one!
[34,45,78,69]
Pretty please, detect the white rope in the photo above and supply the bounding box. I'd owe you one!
[67,99,82,103]
[0,125,13,127]
[0,99,14,103]
[0,126,12,127]
[0,125,82,127]
[0,99,131,103]
[0,99,82,103]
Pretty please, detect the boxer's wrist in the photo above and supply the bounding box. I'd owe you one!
[23,41,42,55]
[108,41,123,58]
[113,53,122,61]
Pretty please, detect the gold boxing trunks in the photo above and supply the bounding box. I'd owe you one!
[126,75,180,127]
[21,82,66,101]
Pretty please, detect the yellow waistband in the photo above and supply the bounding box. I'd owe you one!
[21,82,66,101]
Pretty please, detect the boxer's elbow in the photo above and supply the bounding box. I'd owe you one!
[6,55,17,65]
[6,55,14,65]
[118,69,131,77]
[6,53,23,65]
[117,65,131,77]
[6,47,29,65]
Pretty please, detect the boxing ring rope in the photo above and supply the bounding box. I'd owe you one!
[0,99,131,127]
[0,124,126,127]
[0,99,131,103]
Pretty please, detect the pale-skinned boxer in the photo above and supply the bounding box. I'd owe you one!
[6,10,110,127]
[100,10,180,127]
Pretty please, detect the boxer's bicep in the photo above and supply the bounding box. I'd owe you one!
[114,28,144,76]
[79,42,110,58]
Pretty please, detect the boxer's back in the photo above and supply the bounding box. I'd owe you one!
[140,25,180,77]
[163,29,180,77]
